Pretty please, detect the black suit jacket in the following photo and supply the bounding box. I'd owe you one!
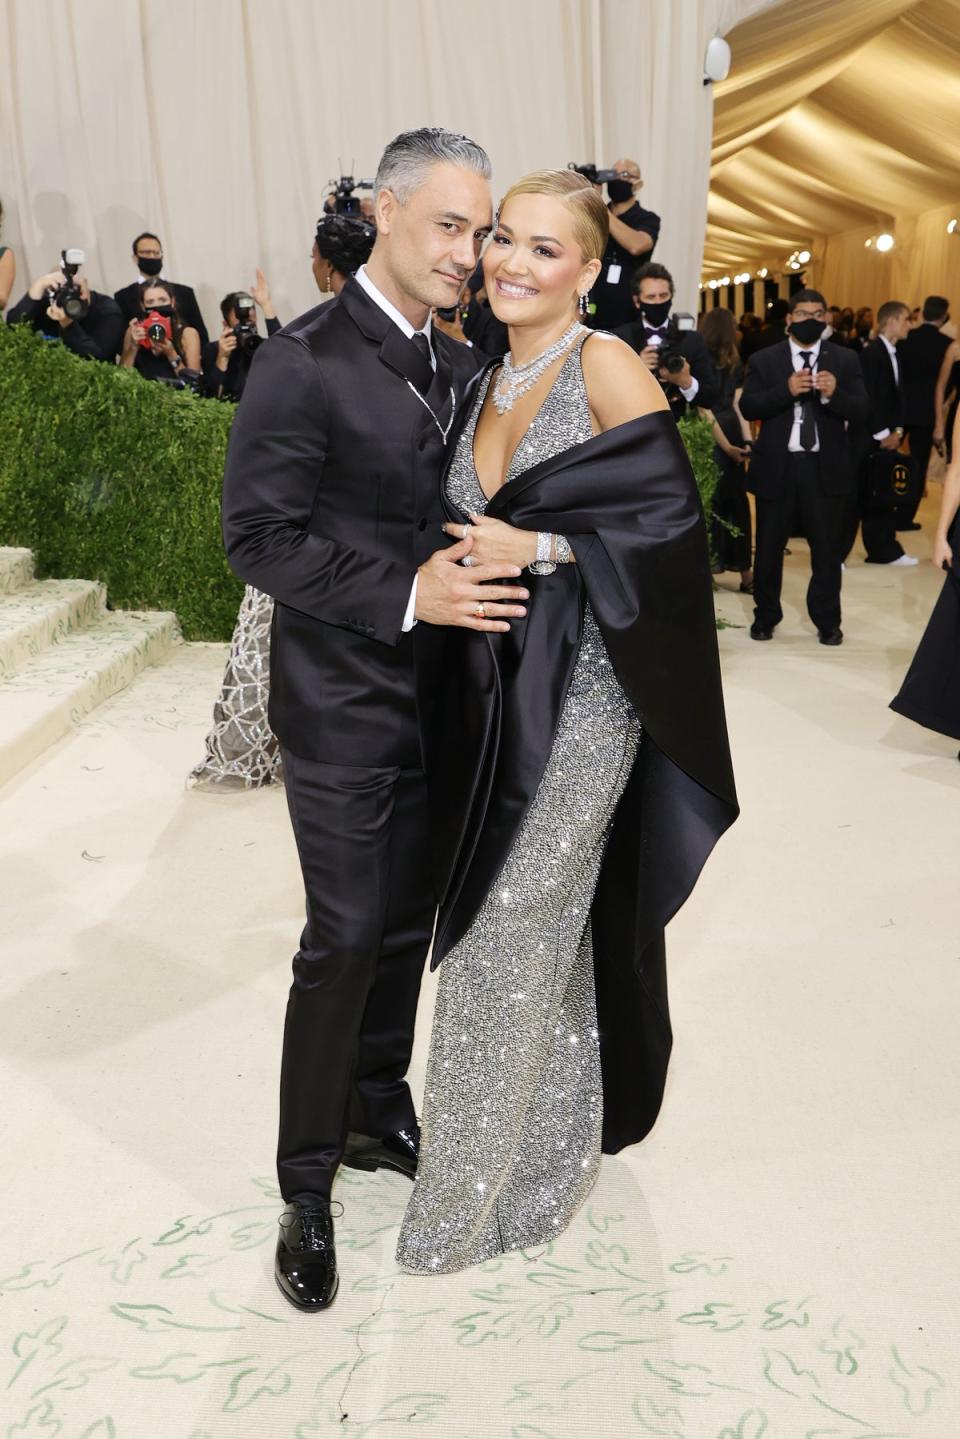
[613,319,722,415]
[859,338,904,444]
[7,289,124,362]
[900,323,952,427]
[114,279,209,347]
[739,339,869,497]
[221,279,482,768]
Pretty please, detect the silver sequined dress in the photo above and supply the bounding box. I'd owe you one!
[188,585,283,789]
[396,332,641,1273]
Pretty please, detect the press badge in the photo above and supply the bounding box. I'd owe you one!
[606,264,622,284]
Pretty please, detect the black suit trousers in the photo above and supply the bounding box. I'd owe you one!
[754,453,845,632]
[900,426,933,526]
[277,749,435,1203]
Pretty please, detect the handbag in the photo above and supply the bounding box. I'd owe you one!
[864,449,912,512]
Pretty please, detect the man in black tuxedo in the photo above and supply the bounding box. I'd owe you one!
[899,294,952,530]
[740,288,869,645]
[113,231,209,347]
[222,128,529,1313]
[845,301,918,567]
[615,261,720,419]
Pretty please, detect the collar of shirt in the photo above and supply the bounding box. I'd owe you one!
[139,272,167,284]
[880,334,898,359]
[789,337,822,366]
[355,264,434,351]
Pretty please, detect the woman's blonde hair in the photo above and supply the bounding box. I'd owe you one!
[498,169,609,264]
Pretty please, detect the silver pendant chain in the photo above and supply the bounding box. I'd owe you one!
[492,321,584,415]
[406,380,457,443]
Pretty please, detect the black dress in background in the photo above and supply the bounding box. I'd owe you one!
[710,362,753,573]
[890,517,960,742]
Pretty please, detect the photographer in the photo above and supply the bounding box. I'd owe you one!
[585,159,660,331]
[204,270,282,402]
[615,261,720,418]
[118,280,202,383]
[6,253,123,361]
[114,232,209,347]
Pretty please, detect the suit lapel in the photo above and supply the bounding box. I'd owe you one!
[339,277,435,395]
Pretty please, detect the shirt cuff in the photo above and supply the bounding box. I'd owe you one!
[401,575,418,632]
[873,428,891,441]
[680,376,700,402]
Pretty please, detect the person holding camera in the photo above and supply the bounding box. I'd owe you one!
[615,261,720,419]
[7,253,124,361]
[585,159,660,332]
[114,231,209,347]
[118,280,202,383]
[204,270,282,402]
[739,288,869,645]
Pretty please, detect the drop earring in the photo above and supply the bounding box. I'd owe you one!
[578,292,588,318]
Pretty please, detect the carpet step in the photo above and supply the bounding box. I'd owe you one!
[0,547,36,596]
[0,609,181,787]
[0,578,107,678]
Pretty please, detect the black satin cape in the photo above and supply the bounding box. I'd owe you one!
[425,401,739,1154]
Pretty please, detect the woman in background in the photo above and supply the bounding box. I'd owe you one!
[700,307,753,592]
[119,281,202,383]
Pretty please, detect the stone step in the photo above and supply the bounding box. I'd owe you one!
[0,547,36,596]
[0,578,107,678]
[0,609,181,788]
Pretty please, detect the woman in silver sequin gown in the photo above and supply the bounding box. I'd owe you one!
[397,172,672,1274]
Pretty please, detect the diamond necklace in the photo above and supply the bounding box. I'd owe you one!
[405,380,457,442]
[492,320,584,415]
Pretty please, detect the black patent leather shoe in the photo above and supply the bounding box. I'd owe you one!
[342,1123,420,1180]
[818,627,843,646]
[750,623,775,641]
[275,1200,339,1312]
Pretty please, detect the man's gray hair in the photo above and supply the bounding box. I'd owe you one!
[374,127,491,204]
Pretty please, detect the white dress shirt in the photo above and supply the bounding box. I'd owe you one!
[872,334,899,442]
[787,336,828,453]
[645,320,699,403]
[354,264,434,631]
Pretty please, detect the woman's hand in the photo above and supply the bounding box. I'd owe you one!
[932,533,953,571]
[443,514,538,568]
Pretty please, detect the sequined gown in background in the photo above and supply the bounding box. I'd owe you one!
[396,331,641,1274]
[188,585,283,789]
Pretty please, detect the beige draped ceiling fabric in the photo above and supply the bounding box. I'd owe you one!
[707,0,960,311]
[0,0,771,329]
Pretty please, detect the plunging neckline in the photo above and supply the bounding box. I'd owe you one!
[471,346,579,506]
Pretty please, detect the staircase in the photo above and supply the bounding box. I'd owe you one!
[0,547,180,786]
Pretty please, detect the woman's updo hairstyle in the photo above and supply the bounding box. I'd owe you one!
[314,213,377,278]
[497,169,609,264]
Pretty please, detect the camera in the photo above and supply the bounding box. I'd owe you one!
[567,162,620,185]
[139,310,173,349]
[655,313,696,378]
[329,175,374,217]
[50,248,89,321]
[231,292,262,354]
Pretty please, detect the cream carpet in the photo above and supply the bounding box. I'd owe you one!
[1,500,956,1439]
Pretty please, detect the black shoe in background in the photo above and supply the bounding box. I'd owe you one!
[275,1200,339,1311]
[818,628,844,646]
[750,623,775,641]
[342,1123,420,1181]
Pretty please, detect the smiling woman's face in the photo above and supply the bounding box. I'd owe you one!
[483,192,600,330]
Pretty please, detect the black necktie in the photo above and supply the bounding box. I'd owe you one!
[410,331,434,393]
[799,351,817,451]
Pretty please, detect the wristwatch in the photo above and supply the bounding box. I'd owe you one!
[894,426,904,438]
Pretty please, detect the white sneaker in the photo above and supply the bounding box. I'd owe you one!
[889,554,919,567]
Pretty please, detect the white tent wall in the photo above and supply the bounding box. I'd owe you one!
[0,0,772,332]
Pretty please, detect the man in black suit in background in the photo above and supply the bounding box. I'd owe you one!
[740,288,869,645]
[846,301,918,566]
[114,231,209,347]
[615,261,720,419]
[899,294,952,530]
[222,129,528,1313]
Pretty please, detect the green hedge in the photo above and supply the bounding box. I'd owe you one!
[0,324,720,641]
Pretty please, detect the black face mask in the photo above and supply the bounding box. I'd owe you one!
[150,304,174,318]
[790,317,826,345]
[608,179,635,204]
[138,255,163,277]
[641,298,672,328]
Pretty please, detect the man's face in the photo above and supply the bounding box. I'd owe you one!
[374,162,493,312]
[610,158,642,193]
[635,277,672,309]
[789,299,825,326]
[135,237,163,271]
[888,308,911,343]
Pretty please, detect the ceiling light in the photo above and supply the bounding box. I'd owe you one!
[864,237,874,248]
[947,218,958,235]
[876,233,895,252]
[757,267,768,278]
[707,279,718,290]
[789,261,801,270]
[797,250,811,264]
[720,276,731,287]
